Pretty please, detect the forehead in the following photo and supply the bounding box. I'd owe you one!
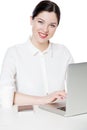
[36,11,58,23]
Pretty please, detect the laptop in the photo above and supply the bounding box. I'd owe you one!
[39,62,87,116]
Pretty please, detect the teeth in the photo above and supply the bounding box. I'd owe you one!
[41,34,46,36]
[39,32,48,38]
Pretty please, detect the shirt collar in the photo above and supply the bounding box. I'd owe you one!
[26,37,53,57]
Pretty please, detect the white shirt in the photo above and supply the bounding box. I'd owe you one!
[0,38,73,108]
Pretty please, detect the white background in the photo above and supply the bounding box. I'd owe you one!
[0,0,87,72]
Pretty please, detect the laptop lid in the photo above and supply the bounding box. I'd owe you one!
[39,62,87,117]
[65,62,87,116]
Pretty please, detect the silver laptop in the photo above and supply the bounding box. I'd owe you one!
[39,62,87,116]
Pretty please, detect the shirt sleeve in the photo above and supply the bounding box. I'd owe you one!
[0,47,16,109]
[64,45,74,65]
[63,46,74,92]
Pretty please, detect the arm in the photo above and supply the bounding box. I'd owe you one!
[13,91,66,106]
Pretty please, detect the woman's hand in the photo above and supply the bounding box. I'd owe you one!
[13,91,66,106]
[41,90,66,105]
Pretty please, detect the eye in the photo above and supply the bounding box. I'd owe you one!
[38,20,44,24]
[50,24,57,28]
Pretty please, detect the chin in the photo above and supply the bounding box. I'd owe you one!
[35,34,48,44]
[36,39,46,44]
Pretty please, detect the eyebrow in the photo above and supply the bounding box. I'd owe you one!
[36,18,57,25]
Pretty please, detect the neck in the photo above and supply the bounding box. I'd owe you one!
[30,37,49,52]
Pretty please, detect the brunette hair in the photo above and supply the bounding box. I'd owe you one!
[32,0,61,25]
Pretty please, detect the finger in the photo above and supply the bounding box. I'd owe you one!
[52,98,57,102]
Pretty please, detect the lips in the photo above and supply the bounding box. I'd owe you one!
[38,32,48,39]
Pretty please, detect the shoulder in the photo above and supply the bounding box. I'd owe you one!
[51,42,71,54]
[5,42,27,55]
[8,42,26,51]
[2,42,28,64]
[51,42,74,62]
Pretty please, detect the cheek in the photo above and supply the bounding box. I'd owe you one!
[32,24,41,32]
[49,29,56,36]
[32,26,37,34]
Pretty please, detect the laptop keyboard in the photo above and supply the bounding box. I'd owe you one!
[57,107,66,111]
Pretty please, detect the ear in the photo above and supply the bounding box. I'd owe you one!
[30,16,33,25]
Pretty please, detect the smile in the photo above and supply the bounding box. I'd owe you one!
[38,32,48,39]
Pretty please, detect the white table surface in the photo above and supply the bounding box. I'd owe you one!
[0,105,87,130]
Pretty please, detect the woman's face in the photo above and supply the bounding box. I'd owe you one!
[30,11,58,44]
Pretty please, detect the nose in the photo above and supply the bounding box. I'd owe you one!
[43,24,49,33]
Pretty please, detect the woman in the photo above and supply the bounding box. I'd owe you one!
[0,0,73,108]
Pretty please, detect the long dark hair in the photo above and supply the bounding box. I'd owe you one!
[32,0,61,25]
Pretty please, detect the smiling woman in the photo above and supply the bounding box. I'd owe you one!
[0,0,73,109]
[30,11,58,51]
